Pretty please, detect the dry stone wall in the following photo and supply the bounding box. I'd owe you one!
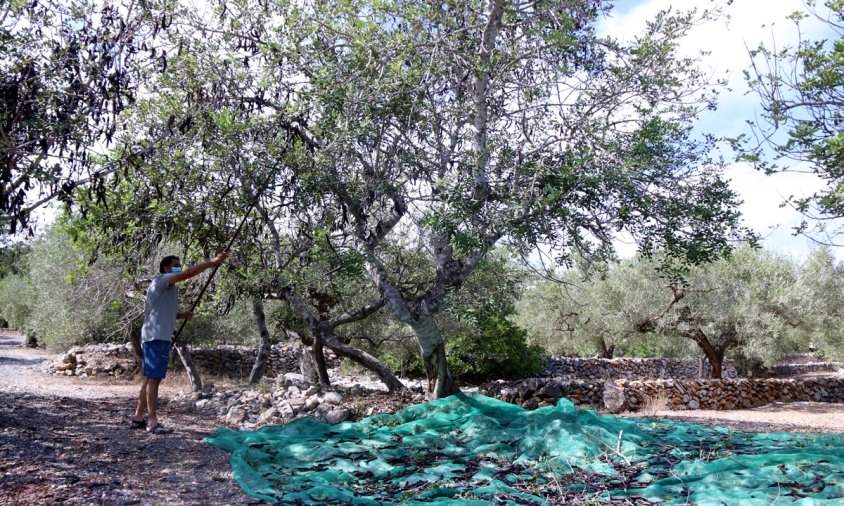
[46,342,306,379]
[46,343,136,378]
[480,378,604,409]
[765,362,842,378]
[190,344,303,378]
[543,356,738,379]
[47,345,844,415]
[613,377,844,412]
[481,374,844,413]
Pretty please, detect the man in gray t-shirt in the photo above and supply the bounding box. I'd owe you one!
[141,271,180,343]
[131,252,227,434]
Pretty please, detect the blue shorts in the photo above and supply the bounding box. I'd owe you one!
[142,340,171,379]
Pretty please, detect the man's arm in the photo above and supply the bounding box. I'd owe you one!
[168,252,228,285]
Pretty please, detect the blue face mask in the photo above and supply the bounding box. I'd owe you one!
[170,267,182,273]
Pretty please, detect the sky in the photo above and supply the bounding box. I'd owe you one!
[599,0,841,260]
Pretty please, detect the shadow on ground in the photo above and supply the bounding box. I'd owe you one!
[0,356,47,367]
[0,334,24,347]
[753,401,844,415]
[0,391,259,505]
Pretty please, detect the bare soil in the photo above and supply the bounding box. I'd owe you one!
[0,331,256,505]
[2,329,843,505]
[628,401,844,434]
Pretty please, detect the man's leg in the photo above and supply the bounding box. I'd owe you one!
[133,378,148,422]
[146,377,162,427]
[142,340,172,433]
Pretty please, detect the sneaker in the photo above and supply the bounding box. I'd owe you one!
[146,423,174,434]
[129,418,147,430]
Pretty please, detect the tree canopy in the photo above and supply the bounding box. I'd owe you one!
[517,247,844,378]
[739,0,844,241]
[8,0,762,396]
[0,0,173,234]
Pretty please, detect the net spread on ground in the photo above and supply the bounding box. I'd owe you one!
[205,392,844,504]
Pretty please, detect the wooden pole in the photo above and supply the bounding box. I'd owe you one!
[169,197,259,349]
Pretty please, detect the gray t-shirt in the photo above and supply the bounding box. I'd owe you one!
[141,273,179,343]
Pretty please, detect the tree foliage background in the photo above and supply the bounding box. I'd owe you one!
[516,247,844,376]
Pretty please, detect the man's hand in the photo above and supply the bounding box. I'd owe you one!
[211,252,229,265]
[177,312,195,321]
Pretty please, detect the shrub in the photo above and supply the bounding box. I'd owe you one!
[23,229,132,350]
[375,314,545,382]
[0,273,36,334]
[446,313,545,381]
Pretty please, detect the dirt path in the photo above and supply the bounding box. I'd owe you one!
[0,331,256,505]
[630,401,844,434]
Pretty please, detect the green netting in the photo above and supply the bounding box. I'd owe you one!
[205,392,844,504]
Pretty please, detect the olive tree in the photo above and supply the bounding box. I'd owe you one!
[514,260,661,359]
[658,249,809,376]
[5,226,137,350]
[797,246,844,360]
[517,247,820,377]
[106,0,751,397]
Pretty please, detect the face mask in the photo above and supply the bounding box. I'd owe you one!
[170,267,182,273]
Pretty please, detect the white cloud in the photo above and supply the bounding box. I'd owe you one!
[726,162,844,258]
[600,0,833,123]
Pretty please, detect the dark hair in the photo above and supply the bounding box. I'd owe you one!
[159,255,180,274]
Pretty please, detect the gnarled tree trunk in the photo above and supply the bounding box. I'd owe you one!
[318,328,405,392]
[248,297,272,384]
[174,344,203,392]
[689,325,736,379]
[311,340,331,386]
[598,338,615,359]
[282,289,405,392]
[298,341,321,384]
[285,327,327,384]
[129,324,143,373]
[24,333,38,348]
[409,316,458,398]
[661,297,738,380]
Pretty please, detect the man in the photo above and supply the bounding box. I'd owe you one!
[131,253,228,433]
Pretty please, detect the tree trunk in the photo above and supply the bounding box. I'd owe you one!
[248,298,272,385]
[299,344,320,384]
[281,289,399,390]
[694,326,736,379]
[598,338,614,359]
[693,336,724,379]
[174,344,203,392]
[704,352,723,379]
[129,324,143,373]
[312,340,331,386]
[409,316,459,398]
[319,329,405,392]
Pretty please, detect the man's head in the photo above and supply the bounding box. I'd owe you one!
[159,256,182,274]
